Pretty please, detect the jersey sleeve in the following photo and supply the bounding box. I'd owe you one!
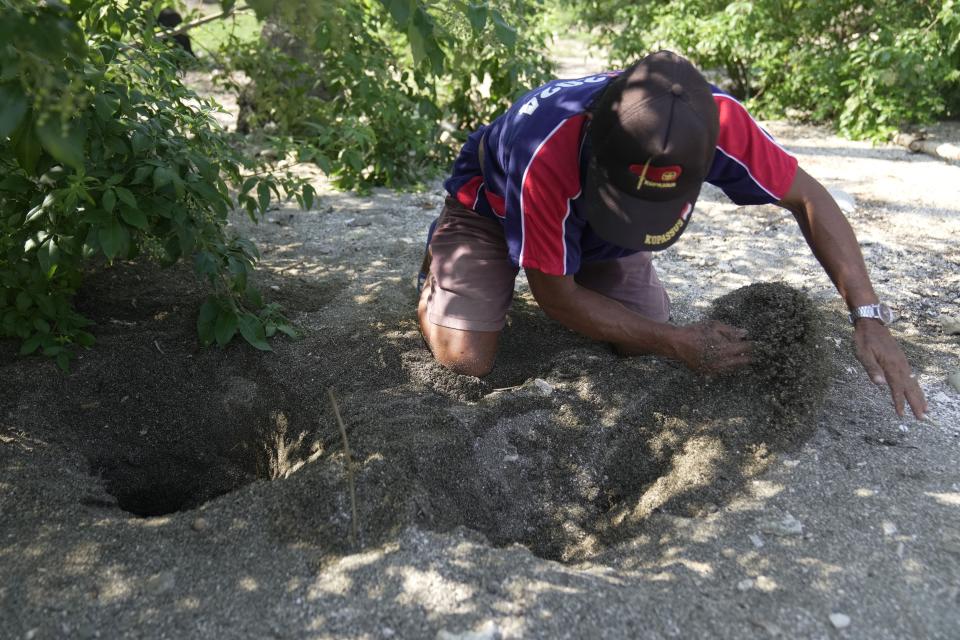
[706,94,798,205]
[514,114,588,276]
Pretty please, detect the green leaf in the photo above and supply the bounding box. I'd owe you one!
[115,187,137,208]
[466,4,488,35]
[244,285,263,308]
[33,318,50,334]
[56,350,71,372]
[119,207,148,230]
[102,189,116,213]
[98,221,129,260]
[93,94,114,120]
[193,250,218,277]
[15,291,32,312]
[12,117,42,175]
[276,322,298,338]
[189,181,228,216]
[171,174,185,199]
[75,331,95,348]
[19,334,42,356]
[37,117,87,171]
[131,165,153,185]
[257,181,271,213]
[238,313,271,351]
[314,25,331,50]
[37,238,60,276]
[386,0,412,25]
[197,298,218,346]
[25,204,46,224]
[241,176,258,195]
[227,256,248,292]
[0,82,28,139]
[302,184,315,210]
[131,131,150,157]
[491,11,517,49]
[0,175,33,194]
[152,166,174,190]
[214,308,238,346]
[246,0,276,19]
[408,8,444,73]
[407,19,428,68]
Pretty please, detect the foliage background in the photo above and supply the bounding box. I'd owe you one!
[568,0,960,140]
[0,0,553,363]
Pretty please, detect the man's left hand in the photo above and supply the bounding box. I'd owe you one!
[852,319,927,420]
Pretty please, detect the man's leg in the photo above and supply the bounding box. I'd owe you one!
[417,198,518,377]
[574,251,670,355]
[418,287,501,377]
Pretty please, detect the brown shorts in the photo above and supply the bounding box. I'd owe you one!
[423,197,670,331]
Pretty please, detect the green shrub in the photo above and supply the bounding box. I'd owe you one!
[215,0,555,190]
[570,0,960,139]
[0,0,308,367]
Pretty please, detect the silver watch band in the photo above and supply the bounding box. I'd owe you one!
[849,303,895,325]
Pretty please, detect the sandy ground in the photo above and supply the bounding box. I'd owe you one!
[2,43,960,640]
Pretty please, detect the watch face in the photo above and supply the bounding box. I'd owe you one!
[878,303,895,324]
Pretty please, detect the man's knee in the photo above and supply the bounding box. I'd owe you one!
[433,344,496,378]
[418,293,499,377]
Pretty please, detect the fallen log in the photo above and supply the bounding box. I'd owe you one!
[893,132,960,162]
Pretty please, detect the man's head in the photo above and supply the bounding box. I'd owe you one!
[583,51,719,251]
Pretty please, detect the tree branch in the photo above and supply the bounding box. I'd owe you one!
[158,4,254,39]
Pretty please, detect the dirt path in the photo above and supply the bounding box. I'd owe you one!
[2,58,960,639]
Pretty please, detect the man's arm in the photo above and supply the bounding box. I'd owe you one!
[777,167,927,419]
[525,269,751,374]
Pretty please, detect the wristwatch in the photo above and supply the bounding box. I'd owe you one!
[849,302,896,325]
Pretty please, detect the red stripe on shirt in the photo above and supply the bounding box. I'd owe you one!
[714,95,798,200]
[455,175,483,209]
[485,189,506,217]
[519,114,587,275]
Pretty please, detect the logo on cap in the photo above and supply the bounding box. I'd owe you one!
[643,202,693,246]
[629,162,683,190]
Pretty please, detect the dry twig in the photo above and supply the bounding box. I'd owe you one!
[158,5,253,39]
[328,388,360,547]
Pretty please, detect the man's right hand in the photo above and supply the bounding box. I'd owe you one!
[671,320,753,375]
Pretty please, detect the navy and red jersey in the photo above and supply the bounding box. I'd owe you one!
[443,71,799,276]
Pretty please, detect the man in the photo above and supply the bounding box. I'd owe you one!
[417,51,926,420]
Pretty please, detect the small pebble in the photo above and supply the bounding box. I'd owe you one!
[436,621,500,640]
[759,512,804,537]
[829,189,857,213]
[829,613,851,629]
[749,533,765,548]
[755,575,777,592]
[191,517,209,532]
[737,578,754,591]
[882,521,897,536]
[533,378,554,396]
[939,315,960,335]
[948,371,960,393]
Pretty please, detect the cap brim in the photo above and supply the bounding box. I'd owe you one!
[582,156,699,251]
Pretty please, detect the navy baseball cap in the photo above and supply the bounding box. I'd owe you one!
[583,51,719,251]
